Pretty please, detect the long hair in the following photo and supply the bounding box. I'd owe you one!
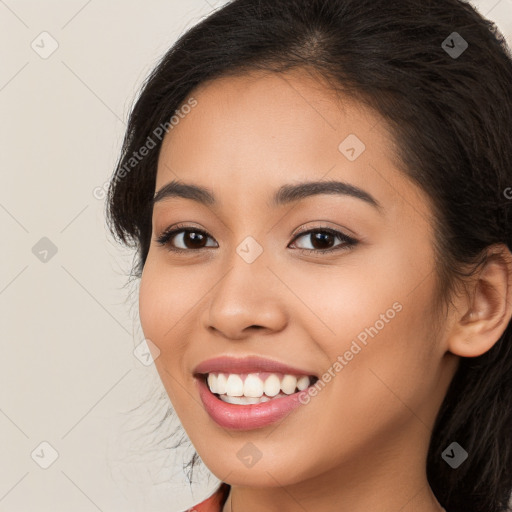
[106,1,512,510]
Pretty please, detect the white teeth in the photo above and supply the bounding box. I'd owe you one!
[206,372,313,398]
[207,373,217,392]
[216,373,227,394]
[225,374,244,396]
[263,374,281,397]
[281,375,298,394]
[244,374,264,397]
[297,375,310,391]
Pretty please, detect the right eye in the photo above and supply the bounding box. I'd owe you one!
[155,225,218,252]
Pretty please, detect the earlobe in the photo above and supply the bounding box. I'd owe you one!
[447,243,512,358]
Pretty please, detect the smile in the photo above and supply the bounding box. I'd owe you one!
[195,371,319,430]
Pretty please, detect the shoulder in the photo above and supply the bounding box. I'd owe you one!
[182,483,231,512]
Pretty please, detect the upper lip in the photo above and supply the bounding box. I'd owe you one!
[193,355,318,377]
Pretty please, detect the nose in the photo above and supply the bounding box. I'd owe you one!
[204,253,288,340]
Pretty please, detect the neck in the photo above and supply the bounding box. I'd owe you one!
[223,480,445,512]
[221,431,445,512]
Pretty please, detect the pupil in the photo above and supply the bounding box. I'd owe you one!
[312,232,333,249]
[186,232,205,248]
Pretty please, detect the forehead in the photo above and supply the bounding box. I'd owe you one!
[155,69,430,220]
[157,69,383,174]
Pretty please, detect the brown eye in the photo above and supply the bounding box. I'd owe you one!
[300,231,335,250]
[156,227,218,252]
[289,228,358,254]
[179,231,208,249]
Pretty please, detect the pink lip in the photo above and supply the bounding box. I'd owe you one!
[193,355,317,377]
[195,376,309,430]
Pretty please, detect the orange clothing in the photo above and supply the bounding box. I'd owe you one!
[184,483,231,512]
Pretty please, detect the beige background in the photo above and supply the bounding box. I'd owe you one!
[1,1,510,511]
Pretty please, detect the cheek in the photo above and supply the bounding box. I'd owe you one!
[285,250,418,346]
[309,242,440,414]
[138,257,190,386]
[138,258,164,342]
[291,233,437,369]
[138,257,195,405]
[138,255,198,344]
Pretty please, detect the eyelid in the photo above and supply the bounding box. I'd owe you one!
[291,222,356,239]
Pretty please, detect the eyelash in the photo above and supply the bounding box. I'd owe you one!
[155,223,358,256]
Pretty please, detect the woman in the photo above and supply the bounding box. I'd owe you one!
[106,0,512,511]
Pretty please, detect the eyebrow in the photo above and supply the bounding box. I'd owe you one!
[152,179,382,212]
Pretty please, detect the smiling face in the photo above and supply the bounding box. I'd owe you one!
[138,69,459,500]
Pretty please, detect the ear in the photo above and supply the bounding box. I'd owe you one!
[447,243,512,358]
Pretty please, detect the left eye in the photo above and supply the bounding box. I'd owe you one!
[289,228,358,253]
[155,226,358,254]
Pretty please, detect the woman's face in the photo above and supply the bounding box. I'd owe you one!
[139,70,459,492]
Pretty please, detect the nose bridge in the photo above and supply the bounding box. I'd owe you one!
[214,234,270,311]
[204,234,287,338]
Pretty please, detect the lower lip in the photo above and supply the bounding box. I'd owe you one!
[196,376,308,430]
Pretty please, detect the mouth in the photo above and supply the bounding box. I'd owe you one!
[194,370,320,430]
[192,356,321,429]
[198,371,320,405]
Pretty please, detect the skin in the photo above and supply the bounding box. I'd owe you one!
[138,68,512,512]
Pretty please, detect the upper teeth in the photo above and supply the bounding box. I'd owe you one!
[207,372,312,398]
